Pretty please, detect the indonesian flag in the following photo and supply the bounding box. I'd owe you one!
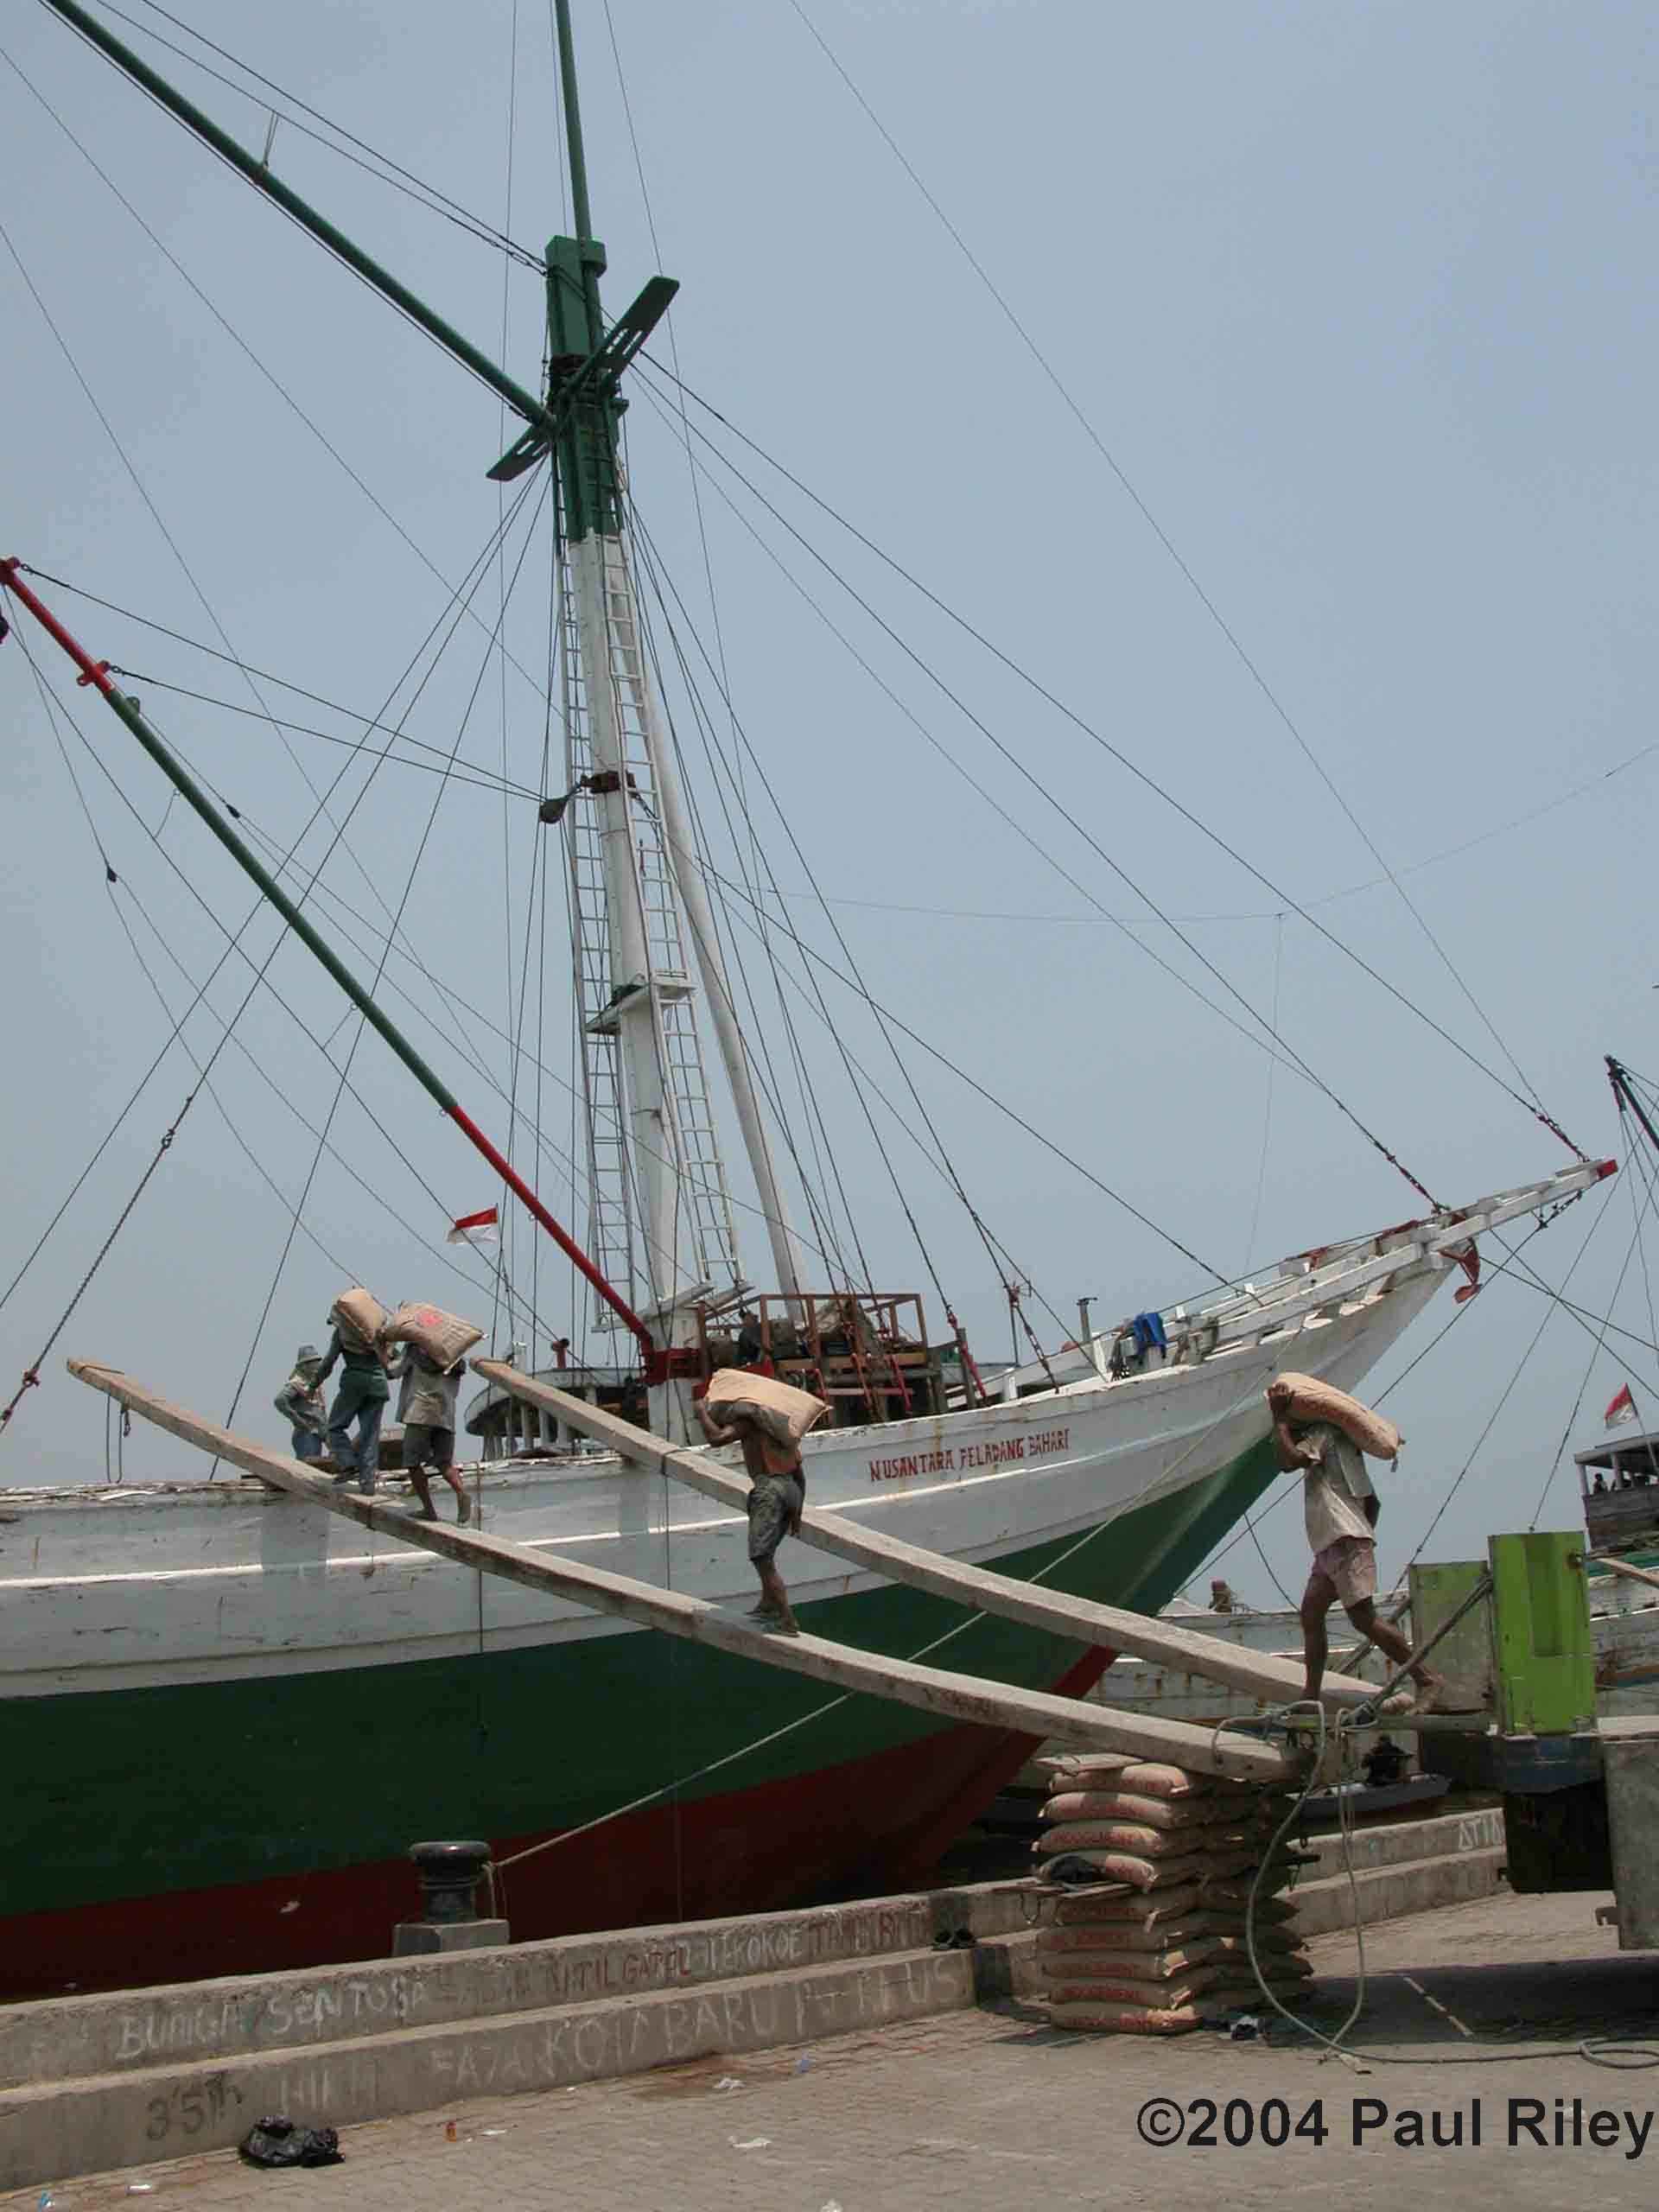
[447,1205,499,1248]
[1606,1384,1637,1429]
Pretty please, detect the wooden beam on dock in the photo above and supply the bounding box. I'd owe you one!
[473,1362,1379,1714]
[1592,1554,1659,1598]
[67,1359,1298,1782]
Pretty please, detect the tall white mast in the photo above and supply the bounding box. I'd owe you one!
[541,0,806,1430]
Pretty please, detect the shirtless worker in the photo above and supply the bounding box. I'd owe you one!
[1268,1378,1443,1711]
[694,1394,805,1636]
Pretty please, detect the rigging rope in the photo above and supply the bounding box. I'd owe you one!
[628,370,1446,1212]
[218,472,554,1446]
[0,1090,194,1440]
[638,354,1588,1166]
[108,0,545,264]
[778,0,1578,1154]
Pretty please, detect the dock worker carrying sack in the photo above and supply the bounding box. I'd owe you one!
[379,1302,484,1371]
[329,1287,388,1351]
[1269,1371,1401,1459]
[705,1367,830,1469]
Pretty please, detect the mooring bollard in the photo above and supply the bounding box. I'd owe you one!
[392,1840,511,1956]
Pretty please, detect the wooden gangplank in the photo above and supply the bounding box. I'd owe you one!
[474,1362,1376,1713]
[67,1359,1296,1781]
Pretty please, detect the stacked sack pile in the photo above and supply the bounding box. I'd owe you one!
[1031,1751,1314,2033]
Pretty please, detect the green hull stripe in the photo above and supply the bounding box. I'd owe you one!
[15,1439,1277,1916]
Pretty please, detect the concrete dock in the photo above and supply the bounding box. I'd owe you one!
[7,1891,1656,2210]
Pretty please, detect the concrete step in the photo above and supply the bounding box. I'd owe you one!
[1291,1847,1506,1938]
[0,1942,1007,2191]
[1298,1803,1503,1878]
[0,1882,1033,2092]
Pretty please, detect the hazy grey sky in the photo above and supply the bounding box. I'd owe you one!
[3,0,1656,1605]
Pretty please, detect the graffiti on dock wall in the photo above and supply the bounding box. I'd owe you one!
[106,1897,936,2069]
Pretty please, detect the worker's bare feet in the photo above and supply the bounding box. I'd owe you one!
[454,1493,473,1527]
[1382,1670,1446,1716]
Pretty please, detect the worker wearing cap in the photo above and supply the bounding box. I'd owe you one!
[274,1344,327,1463]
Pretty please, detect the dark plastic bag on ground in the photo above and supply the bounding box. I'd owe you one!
[238,2115,344,2168]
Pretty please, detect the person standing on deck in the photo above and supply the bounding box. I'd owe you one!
[694,1395,805,1637]
[273,1344,327,1463]
[390,1344,472,1524]
[1267,1379,1443,1710]
[315,1308,391,1495]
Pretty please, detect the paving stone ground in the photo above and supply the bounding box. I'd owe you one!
[15,1891,1659,2212]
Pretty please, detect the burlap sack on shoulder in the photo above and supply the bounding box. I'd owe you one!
[330,1287,388,1351]
[1270,1371,1401,1459]
[705,1367,830,1444]
[380,1303,483,1370]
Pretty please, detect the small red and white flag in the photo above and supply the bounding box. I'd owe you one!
[447,1205,499,1248]
[1605,1383,1637,1429]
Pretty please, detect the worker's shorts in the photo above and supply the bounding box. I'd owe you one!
[747,1473,804,1564]
[1307,1535,1377,1608]
[404,1424,455,1473]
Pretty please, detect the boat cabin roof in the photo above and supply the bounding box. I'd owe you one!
[1575,1429,1659,1475]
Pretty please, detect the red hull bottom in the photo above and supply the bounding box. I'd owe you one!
[7,1649,1113,2001]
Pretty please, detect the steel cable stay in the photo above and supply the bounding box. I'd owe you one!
[625,504,892,1302]
[780,0,1559,1134]
[217,470,556,1447]
[0,203,515,1004]
[112,878,544,1327]
[615,420,877,1299]
[635,353,1589,1164]
[35,1,546,413]
[490,6,528,1353]
[5,480,569,1182]
[600,3,882,1380]
[24,564,1651,938]
[85,0,546,265]
[0,46,575,714]
[623,508,950,1332]
[0,623,524,1427]
[0,484,567,1427]
[11,621,556,1351]
[625,378,1447,1216]
[32,570,1659,938]
[1525,1149,1659,1530]
[624,476,1209,1345]
[200,782,860,1285]
[625,506,1070,1363]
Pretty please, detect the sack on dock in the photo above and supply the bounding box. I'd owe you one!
[1035,1847,1217,1891]
[1269,1371,1401,1459]
[380,1302,483,1370]
[1036,1821,1215,1859]
[329,1287,388,1351]
[1050,1882,1203,1924]
[705,1367,830,1444]
[1047,1997,1211,2035]
[238,2116,344,2169]
[1105,1761,1218,1799]
[1042,1790,1233,1830]
[1044,1969,1224,2007]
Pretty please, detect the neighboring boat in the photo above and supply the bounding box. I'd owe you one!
[0,1,1616,1999]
